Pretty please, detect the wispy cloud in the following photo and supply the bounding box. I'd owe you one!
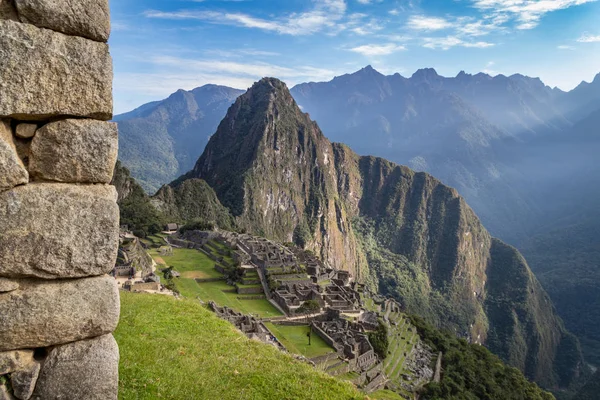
[471,0,598,30]
[349,43,406,56]
[145,0,348,36]
[204,48,281,58]
[577,33,600,42]
[149,56,339,83]
[422,36,494,50]
[407,15,454,31]
[557,44,576,49]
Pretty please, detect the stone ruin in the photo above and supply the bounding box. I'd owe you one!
[0,1,120,399]
[209,302,285,351]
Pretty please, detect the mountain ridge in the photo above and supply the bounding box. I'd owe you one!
[115,84,244,193]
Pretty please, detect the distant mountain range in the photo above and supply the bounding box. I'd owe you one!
[114,85,243,193]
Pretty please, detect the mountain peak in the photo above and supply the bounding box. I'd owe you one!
[594,73,600,83]
[246,77,289,96]
[352,65,384,78]
[411,68,440,80]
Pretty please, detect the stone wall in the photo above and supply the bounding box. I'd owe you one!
[0,1,119,399]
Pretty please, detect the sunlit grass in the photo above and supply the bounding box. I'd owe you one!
[115,292,365,400]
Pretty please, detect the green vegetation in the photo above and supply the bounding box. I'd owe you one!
[367,321,389,359]
[410,315,555,400]
[111,161,165,236]
[485,239,588,389]
[521,215,600,366]
[115,292,364,400]
[264,323,336,359]
[149,247,282,318]
[573,370,600,400]
[153,179,236,231]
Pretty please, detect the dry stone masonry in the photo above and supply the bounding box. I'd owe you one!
[0,1,120,399]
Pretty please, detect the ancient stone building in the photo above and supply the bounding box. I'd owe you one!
[0,1,120,399]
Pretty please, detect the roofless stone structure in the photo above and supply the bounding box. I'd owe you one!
[0,1,119,399]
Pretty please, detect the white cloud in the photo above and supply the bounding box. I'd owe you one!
[458,19,503,36]
[389,9,400,16]
[144,0,348,36]
[205,48,280,57]
[483,60,498,75]
[149,56,338,82]
[471,0,598,30]
[349,43,406,56]
[422,36,494,50]
[577,33,600,42]
[407,15,454,30]
[557,44,576,49]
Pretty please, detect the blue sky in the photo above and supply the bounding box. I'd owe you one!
[110,0,600,114]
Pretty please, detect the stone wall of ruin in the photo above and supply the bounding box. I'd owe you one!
[0,1,119,399]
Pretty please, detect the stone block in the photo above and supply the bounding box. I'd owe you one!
[14,124,36,139]
[31,335,119,400]
[0,278,18,293]
[0,20,112,120]
[11,360,40,400]
[0,350,34,375]
[0,120,28,191]
[30,119,118,184]
[0,277,120,351]
[14,0,110,42]
[0,183,119,279]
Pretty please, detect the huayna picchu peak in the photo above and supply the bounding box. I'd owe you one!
[157,77,586,390]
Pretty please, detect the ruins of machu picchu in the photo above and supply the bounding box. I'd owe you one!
[127,227,436,396]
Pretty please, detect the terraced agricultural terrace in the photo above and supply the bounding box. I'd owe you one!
[145,234,283,318]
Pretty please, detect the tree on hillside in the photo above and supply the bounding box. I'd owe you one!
[367,321,389,359]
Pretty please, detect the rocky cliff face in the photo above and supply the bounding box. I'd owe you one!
[187,78,364,275]
[176,78,584,389]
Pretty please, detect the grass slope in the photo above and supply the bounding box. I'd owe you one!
[116,292,364,400]
[149,247,282,318]
[264,323,336,359]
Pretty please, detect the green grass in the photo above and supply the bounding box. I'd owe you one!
[338,371,360,381]
[149,248,222,279]
[116,292,365,400]
[186,279,280,318]
[149,248,281,318]
[264,323,336,359]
